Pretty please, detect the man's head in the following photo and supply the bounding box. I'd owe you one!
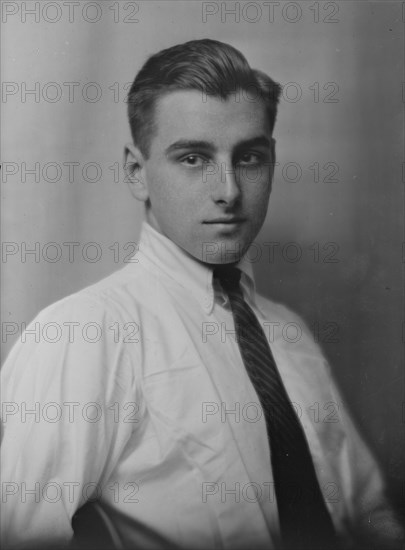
[125,39,281,264]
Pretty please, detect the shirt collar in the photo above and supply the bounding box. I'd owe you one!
[137,222,264,315]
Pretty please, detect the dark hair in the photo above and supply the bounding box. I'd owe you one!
[127,39,281,158]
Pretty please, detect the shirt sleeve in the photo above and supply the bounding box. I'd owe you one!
[292,308,403,548]
[326,373,404,549]
[1,292,139,549]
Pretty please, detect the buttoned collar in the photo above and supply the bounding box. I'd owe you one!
[137,221,263,315]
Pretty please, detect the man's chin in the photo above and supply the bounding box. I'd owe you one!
[199,239,248,265]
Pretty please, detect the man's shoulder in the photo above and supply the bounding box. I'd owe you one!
[254,291,331,372]
[2,264,150,386]
[255,291,309,330]
[36,260,158,322]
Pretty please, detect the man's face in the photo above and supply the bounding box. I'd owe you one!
[131,90,275,264]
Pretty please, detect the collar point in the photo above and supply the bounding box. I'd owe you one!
[201,296,214,312]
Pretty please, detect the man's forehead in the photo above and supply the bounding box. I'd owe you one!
[152,89,270,147]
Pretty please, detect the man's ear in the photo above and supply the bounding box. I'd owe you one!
[270,137,276,183]
[123,142,149,202]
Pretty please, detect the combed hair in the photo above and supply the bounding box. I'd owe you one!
[127,39,282,158]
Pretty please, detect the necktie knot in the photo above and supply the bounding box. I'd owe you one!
[214,266,242,292]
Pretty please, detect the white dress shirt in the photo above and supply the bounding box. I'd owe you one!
[0,222,397,549]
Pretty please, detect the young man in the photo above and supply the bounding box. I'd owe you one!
[1,39,403,550]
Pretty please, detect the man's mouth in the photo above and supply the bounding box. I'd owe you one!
[203,217,245,224]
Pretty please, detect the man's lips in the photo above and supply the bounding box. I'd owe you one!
[203,217,245,224]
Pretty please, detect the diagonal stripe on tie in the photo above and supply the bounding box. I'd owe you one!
[214,266,338,550]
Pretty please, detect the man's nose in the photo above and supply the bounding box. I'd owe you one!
[210,162,241,207]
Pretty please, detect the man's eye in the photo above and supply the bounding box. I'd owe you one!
[238,152,262,165]
[180,155,206,167]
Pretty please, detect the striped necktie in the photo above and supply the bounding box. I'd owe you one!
[214,266,338,550]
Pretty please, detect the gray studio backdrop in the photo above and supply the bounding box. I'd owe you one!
[2,1,403,513]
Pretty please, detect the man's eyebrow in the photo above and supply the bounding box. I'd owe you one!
[165,140,215,155]
[234,136,272,150]
[164,136,272,156]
